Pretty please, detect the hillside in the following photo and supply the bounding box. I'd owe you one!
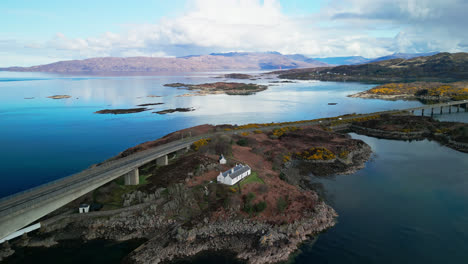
[0,52,327,73]
[312,52,439,66]
[313,56,371,65]
[275,52,468,82]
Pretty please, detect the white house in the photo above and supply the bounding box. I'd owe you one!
[219,154,227,164]
[217,164,251,185]
[79,204,90,214]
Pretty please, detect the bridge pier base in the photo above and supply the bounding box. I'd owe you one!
[466,104,468,112]
[421,109,424,116]
[431,108,434,116]
[124,168,139,185]
[457,105,460,112]
[440,106,443,114]
[449,106,452,114]
[157,155,168,166]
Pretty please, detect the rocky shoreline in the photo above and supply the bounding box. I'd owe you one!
[1,187,336,264]
[124,201,336,264]
[282,143,372,189]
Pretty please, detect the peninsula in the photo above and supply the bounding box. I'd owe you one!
[349,82,468,101]
[273,52,468,83]
[3,111,466,263]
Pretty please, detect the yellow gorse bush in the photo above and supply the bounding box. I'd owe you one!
[294,147,336,160]
[192,138,211,151]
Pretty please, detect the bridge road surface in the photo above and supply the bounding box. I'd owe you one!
[0,99,466,241]
[0,137,201,240]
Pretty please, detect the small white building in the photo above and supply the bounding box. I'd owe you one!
[217,164,251,185]
[219,154,227,164]
[79,204,90,214]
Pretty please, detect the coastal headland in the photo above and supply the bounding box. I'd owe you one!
[2,111,466,263]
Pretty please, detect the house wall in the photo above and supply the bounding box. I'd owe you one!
[218,168,252,186]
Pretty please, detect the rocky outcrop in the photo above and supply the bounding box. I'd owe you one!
[124,201,336,264]
[281,142,372,187]
[350,125,428,140]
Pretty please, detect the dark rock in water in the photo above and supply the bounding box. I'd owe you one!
[223,73,253,79]
[154,108,195,115]
[328,103,338,105]
[94,108,149,114]
[137,103,164,107]
[164,83,187,88]
[47,95,71,99]
[269,80,296,83]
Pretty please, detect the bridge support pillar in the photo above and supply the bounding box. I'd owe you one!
[124,168,139,185]
[449,106,452,114]
[411,110,414,114]
[466,104,468,112]
[457,105,460,112]
[440,106,443,114]
[157,155,168,166]
[421,109,424,116]
[431,108,434,116]
[177,146,189,155]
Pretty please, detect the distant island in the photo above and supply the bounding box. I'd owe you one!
[153,107,195,114]
[94,108,150,114]
[164,82,268,96]
[47,95,71,99]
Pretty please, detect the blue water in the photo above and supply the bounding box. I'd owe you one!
[292,134,468,264]
[0,72,425,198]
[1,72,467,264]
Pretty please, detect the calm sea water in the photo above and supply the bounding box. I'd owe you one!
[292,134,468,264]
[1,72,467,264]
[0,71,424,198]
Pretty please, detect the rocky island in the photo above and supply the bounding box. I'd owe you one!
[153,108,195,114]
[47,95,72,99]
[94,108,150,114]
[164,82,268,96]
[223,73,254,79]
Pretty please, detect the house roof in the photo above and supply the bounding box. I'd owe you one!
[221,164,251,179]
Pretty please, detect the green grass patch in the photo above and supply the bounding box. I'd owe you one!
[239,171,264,187]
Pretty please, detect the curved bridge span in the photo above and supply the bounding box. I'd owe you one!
[0,100,466,241]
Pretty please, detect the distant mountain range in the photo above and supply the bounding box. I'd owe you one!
[276,52,468,83]
[313,52,440,65]
[0,51,445,73]
[0,52,327,73]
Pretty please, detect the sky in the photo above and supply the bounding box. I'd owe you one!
[1,0,467,66]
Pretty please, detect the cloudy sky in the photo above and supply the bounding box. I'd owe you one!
[1,0,467,66]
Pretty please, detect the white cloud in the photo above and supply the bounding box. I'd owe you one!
[2,0,468,66]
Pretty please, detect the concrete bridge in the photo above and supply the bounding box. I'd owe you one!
[0,99,466,242]
[0,138,196,241]
[404,100,468,116]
